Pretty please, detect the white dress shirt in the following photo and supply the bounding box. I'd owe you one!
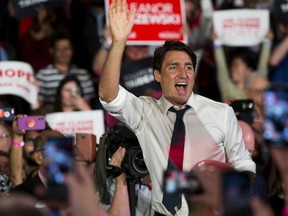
[100,86,256,216]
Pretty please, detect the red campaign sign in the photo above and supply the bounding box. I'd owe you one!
[105,0,187,45]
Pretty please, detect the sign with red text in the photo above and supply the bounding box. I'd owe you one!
[0,61,37,105]
[46,110,105,144]
[105,0,187,45]
[213,9,269,46]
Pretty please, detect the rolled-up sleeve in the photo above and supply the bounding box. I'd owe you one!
[99,86,128,113]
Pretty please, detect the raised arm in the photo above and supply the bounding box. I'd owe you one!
[98,0,136,102]
[257,30,273,76]
[270,35,288,66]
[213,38,235,102]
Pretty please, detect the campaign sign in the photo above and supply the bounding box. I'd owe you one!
[46,110,105,144]
[12,0,65,19]
[213,9,269,46]
[105,0,187,45]
[0,61,37,105]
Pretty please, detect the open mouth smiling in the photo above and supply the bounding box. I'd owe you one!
[175,82,187,93]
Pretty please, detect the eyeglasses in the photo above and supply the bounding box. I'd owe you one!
[0,134,10,139]
[248,88,267,95]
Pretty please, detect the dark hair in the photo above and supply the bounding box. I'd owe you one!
[262,154,283,197]
[53,74,83,112]
[152,40,197,72]
[92,0,104,7]
[50,31,72,49]
[227,47,257,71]
[33,130,64,152]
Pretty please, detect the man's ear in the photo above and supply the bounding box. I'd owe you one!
[153,70,161,83]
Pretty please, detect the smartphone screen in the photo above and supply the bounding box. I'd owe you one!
[44,136,74,203]
[0,107,15,121]
[163,170,203,195]
[263,85,288,147]
[222,171,251,216]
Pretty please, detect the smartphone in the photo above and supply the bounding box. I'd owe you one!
[0,107,15,121]
[230,99,256,124]
[75,133,97,162]
[71,87,81,97]
[18,116,46,131]
[163,170,203,195]
[222,171,252,216]
[263,85,288,148]
[44,136,74,203]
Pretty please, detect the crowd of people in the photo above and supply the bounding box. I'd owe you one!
[0,0,288,215]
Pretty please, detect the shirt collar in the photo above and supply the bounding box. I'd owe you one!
[158,92,199,115]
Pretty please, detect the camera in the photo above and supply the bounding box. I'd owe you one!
[104,125,148,178]
[18,116,46,131]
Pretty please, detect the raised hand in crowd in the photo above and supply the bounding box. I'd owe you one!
[65,164,104,216]
[10,115,26,187]
[71,93,92,111]
[271,147,288,204]
[186,168,221,216]
[107,147,130,216]
[109,0,136,43]
[99,0,136,103]
[251,196,274,216]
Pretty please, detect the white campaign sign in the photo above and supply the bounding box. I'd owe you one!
[0,61,37,105]
[46,110,105,144]
[213,9,269,46]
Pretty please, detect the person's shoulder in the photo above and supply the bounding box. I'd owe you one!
[37,64,57,75]
[70,65,90,74]
[195,94,230,110]
[139,95,158,103]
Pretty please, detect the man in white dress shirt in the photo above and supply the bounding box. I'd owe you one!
[98,0,255,215]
